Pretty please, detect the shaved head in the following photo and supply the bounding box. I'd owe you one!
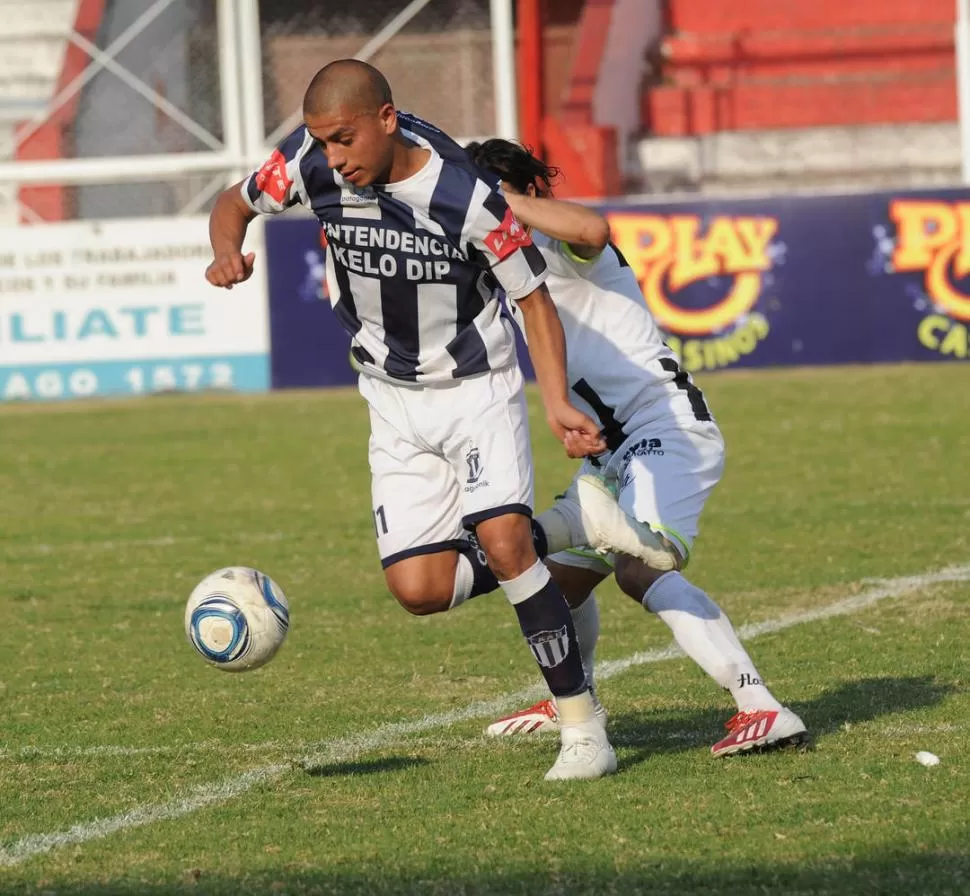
[303,59,394,118]
[302,59,424,188]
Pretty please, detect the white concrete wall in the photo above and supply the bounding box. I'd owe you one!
[0,0,79,225]
[631,123,963,196]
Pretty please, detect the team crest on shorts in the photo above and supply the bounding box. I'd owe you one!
[527,626,570,668]
[465,446,482,483]
[464,445,489,492]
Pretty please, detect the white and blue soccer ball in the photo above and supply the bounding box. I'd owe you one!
[185,567,289,672]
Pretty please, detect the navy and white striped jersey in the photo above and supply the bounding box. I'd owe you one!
[242,113,547,383]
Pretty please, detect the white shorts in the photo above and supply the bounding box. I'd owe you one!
[551,418,725,575]
[359,364,535,568]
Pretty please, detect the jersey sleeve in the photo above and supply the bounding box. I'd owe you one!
[241,126,310,215]
[467,185,547,302]
[560,240,605,266]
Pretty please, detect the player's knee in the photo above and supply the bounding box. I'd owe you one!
[389,583,450,616]
[613,557,658,600]
[384,570,452,616]
[614,547,683,601]
[475,517,536,581]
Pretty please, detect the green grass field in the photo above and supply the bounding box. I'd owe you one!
[1,363,968,895]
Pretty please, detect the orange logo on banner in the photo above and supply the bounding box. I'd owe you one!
[890,200,970,322]
[607,213,778,336]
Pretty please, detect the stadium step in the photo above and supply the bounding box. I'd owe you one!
[664,0,955,34]
[643,70,957,136]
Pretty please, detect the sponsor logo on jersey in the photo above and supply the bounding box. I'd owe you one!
[607,212,782,372]
[485,208,532,261]
[255,149,292,205]
[887,200,970,360]
[340,185,378,207]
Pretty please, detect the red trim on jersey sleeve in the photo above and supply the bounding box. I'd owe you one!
[255,149,292,204]
[484,207,533,261]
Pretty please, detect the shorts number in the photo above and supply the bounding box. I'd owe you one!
[374,505,389,536]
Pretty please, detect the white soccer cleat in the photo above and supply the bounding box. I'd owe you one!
[710,707,810,757]
[574,474,679,570]
[485,696,608,737]
[544,720,617,781]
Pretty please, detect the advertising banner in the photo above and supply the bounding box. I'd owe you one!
[264,187,970,389]
[0,217,269,401]
[604,188,970,371]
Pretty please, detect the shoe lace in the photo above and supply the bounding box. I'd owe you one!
[558,739,599,764]
[537,699,559,720]
[724,711,761,732]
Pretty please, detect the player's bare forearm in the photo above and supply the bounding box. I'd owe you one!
[516,283,570,409]
[506,193,610,259]
[206,181,259,288]
[516,285,607,456]
[209,181,255,256]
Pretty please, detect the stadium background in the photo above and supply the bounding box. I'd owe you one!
[1,0,969,400]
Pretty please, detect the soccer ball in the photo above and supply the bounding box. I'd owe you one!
[185,567,289,672]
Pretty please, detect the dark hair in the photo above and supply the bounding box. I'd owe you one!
[465,139,559,195]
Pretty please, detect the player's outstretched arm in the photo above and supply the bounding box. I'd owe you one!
[516,283,606,458]
[206,180,258,289]
[505,193,610,260]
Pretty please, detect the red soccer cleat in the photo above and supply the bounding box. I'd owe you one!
[485,697,608,737]
[486,699,561,736]
[711,707,810,757]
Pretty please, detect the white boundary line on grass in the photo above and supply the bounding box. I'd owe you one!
[1,563,968,868]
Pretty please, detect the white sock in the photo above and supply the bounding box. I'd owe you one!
[449,553,475,609]
[570,593,600,689]
[643,572,782,713]
[557,689,596,724]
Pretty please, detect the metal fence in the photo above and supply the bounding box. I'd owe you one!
[2,0,969,221]
[0,0,512,224]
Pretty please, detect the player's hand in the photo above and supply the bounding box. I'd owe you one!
[547,402,607,458]
[205,251,255,289]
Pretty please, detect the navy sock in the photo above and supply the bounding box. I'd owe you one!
[511,577,587,698]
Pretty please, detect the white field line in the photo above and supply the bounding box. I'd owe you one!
[1,563,967,868]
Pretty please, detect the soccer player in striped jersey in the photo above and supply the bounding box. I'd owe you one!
[205,60,622,780]
[462,139,809,757]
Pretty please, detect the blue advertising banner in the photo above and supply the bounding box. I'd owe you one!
[604,188,970,371]
[265,188,970,389]
[263,218,352,389]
